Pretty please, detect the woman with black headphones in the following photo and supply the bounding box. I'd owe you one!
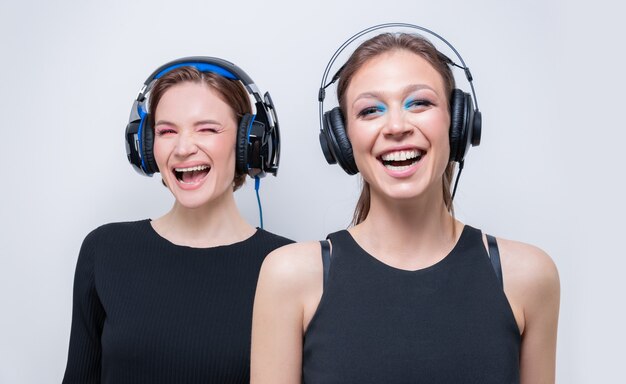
[63,58,292,383]
[251,25,559,383]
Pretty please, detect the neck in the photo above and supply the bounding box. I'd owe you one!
[152,190,255,248]
[349,185,462,270]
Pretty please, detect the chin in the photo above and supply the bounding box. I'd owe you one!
[169,184,220,210]
[373,177,439,202]
[372,185,420,201]
[172,195,213,210]
[385,190,425,201]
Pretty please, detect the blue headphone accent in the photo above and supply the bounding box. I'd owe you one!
[254,176,263,229]
[136,104,148,173]
[124,56,282,229]
[125,56,282,179]
[153,62,237,80]
[245,114,256,170]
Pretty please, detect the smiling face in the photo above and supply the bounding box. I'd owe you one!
[344,49,451,202]
[153,81,239,209]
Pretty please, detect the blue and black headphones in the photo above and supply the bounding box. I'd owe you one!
[124,56,281,228]
[125,56,281,180]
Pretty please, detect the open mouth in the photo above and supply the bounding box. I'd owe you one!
[379,149,424,171]
[174,165,211,184]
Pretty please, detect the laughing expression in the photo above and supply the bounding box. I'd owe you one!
[153,81,239,209]
[345,49,451,202]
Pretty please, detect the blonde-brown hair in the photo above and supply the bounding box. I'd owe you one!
[335,33,458,225]
[148,66,251,191]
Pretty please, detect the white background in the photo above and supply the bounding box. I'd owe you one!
[1,0,623,382]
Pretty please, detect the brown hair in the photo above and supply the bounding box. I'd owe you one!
[335,33,458,225]
[148,66,251,191]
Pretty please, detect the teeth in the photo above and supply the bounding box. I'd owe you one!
[174,165,209,172]
[381,149,421,161]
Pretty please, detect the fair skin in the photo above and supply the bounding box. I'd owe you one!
[151,81,255,247]
[251,50,559,383]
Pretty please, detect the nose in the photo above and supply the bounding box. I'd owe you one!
[382,107,412,139]
[173,131,199,157]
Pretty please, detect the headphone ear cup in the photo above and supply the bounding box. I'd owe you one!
[236,113,253,176]
[471,109,482,147]
[140,117,158,174]
[322,107,358,175]
[449,89,468,163]
[319,127,337,165]
[125,120,143,172]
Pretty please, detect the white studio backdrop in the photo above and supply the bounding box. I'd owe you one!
[0,0,623,382]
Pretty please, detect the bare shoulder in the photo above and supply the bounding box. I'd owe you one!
[493,237,560,380]
[252,241,325,381]
[258,241,324,296]
[496,237,560,291]
[494,236,560,332]
[261,241,324,278]
[490,236,560,337]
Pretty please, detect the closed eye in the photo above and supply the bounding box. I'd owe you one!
[196,120,223,133]
[155,128,176,136]
[199,127,220,133]
[357,104,386,119]
[404,98,433,110]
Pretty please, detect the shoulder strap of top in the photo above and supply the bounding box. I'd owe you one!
[321,233,503,288]
[486,234,503,287]
[320,240,331,287]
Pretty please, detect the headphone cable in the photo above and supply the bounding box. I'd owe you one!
[451,160,464,202]
[254,176,264,229]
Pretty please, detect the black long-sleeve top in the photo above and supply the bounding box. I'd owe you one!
[63,219,292,383]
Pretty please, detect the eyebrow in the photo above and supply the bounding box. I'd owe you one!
[352,84,437,106]
[154,119,223,127]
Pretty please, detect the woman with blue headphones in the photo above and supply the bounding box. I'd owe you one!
[63,57,292,383]
[251,25,559,383]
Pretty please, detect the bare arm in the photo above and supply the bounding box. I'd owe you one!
[251,242,323,384]
[500,239,560,384]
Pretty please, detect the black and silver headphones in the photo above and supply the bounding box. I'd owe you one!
[125,56,281,179]
[318,23,482,176]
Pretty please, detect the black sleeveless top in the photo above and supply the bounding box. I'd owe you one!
[302,225,520,384]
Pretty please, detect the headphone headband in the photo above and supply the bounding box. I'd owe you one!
[125,56,281,178]
[318,22,480,132]
[138,56,261,103]
[317,23,482,177]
